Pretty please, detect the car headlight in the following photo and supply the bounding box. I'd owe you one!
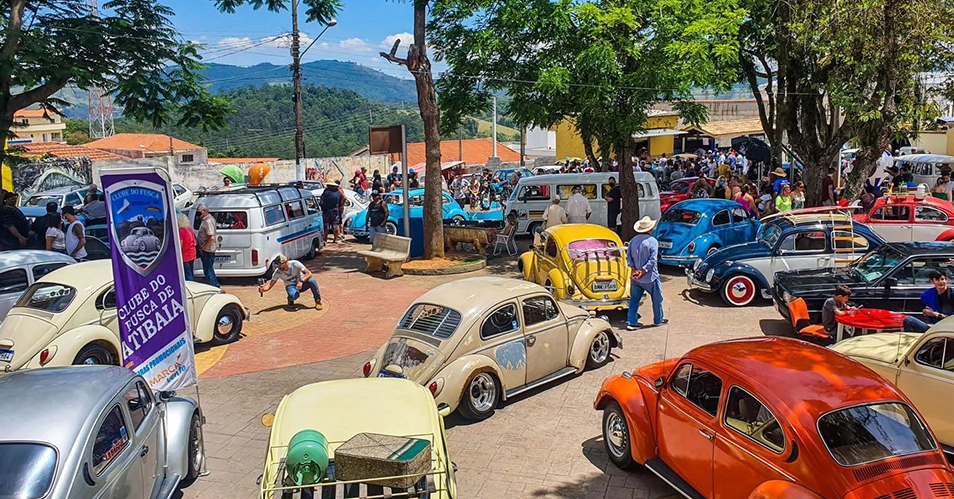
[345,217,352,227]
[706,269,715,282]
[567,283,576,296]
[782,291,792,303]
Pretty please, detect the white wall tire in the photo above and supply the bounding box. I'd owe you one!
[721,274,757,307]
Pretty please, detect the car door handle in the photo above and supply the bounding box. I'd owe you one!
[140,446,149,458]
[526,335,536,346]
[698,429,714,440]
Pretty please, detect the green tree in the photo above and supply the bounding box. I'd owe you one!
[64,118,90,144]
[0,0,231,174]
[432,0,744,239]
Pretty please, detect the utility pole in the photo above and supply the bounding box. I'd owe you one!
[492,96,498,158]
[291,0,305,181]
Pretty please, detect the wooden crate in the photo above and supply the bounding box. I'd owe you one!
[334,433,431,489]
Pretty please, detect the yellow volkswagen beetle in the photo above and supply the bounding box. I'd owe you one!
[518,224,631,311]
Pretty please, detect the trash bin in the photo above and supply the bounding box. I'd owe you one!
[396,216,425,258]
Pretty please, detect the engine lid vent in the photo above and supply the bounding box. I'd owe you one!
[893,487,917,499]
[852,454,945,482]
[929,482,954,498]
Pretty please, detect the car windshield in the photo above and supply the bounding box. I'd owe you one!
[758,223,783,247]
[15,282,77,312]
[0,443,57,499]
[567,239,622,259]
[669,180,691,194]
[22,195,61,207]
[818,402,936,466]
[850,246,904,282]
[661,208,702,225]
[398,303,462,339]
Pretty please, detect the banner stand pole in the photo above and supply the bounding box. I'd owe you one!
[195,383,210,477]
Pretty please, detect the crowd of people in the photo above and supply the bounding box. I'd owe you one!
[0,186,96,258]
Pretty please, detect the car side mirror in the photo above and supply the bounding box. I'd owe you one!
[884,277,898,288]
[654,377,665,389]
[158,390,175,401]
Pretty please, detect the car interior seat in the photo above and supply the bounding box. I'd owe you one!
[788,297,831,341]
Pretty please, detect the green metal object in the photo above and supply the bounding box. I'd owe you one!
[284,430,329,486]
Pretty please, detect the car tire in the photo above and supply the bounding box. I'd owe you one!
[458,371,500,421]
[527,222,542,236]
[450,215,466,226]
[305,239,318,260]
[73,343,117,366]
[213,305,244,344]
[385,221,398,236]
[185,410,203,482]
[721,274,757,307]
[603,401,634,469]
[586,331,612,369]
[138,240,146,252]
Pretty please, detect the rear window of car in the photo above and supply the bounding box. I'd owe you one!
[0,443,57,499]
[211,211,249,230]
[398,303,462,339]
[15,283,76,312]
[567,239,622,259]
[662,209,702,225]
[817,402,936,466]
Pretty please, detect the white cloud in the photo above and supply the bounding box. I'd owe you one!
[338,38,371,52]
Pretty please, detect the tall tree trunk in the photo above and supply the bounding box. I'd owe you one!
[618,137,640,241]
[579,123,599,171]
[408,2,444,259]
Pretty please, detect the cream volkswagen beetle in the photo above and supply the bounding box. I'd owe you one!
[362,277,622,420]
[0,260,248,371]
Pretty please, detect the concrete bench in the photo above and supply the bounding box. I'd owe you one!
[356,234,411,278]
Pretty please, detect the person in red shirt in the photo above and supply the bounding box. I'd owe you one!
[177,212,197,281]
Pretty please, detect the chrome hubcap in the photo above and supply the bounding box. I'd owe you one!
[468,373,496,412]
[605,412,627,458]
[191,416,204,470]
[590,332,610,364]
[216,314,234,336]
[730,280,750,298]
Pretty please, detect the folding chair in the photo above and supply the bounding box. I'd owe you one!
[493,224,518,256]
[788,297,831,340]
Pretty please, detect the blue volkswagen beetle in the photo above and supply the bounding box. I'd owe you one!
[655,199,761,266]
[345,189,472,241]
[687,211,885,306]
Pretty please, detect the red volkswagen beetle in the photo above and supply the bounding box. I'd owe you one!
[854,194,954,242]
[661,177,715,213]
[594,337,954,499]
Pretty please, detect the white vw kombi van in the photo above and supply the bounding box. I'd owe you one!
[506,172,661,235]
[190,186,324,277]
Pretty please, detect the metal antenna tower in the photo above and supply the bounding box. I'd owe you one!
[87,0,115,139]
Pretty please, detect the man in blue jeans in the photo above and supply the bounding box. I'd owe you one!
[258,255,323,310]
[626,216,668,330]
[902,270,953,333]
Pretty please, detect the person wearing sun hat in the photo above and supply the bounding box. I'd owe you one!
[772,167,790,195]
[625,216,667,330]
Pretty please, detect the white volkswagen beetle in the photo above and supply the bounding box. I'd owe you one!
[0,260,248,371]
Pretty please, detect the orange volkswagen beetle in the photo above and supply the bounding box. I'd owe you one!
[594,337,954,499]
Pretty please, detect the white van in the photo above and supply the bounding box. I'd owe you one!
[506,172,661,235]
[190,186,325,278]
[894,154,954,187]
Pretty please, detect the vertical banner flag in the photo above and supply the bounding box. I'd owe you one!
[101,167,197,390]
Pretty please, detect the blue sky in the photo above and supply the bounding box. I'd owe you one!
[163,1,422,78]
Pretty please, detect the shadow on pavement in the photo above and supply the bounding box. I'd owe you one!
[760,318,795,337]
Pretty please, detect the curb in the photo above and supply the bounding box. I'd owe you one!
[403,257,487,276]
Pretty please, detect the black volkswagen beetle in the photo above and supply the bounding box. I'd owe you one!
[772,241,954,323]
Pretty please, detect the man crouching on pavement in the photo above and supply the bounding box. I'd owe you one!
[258,255,323,310]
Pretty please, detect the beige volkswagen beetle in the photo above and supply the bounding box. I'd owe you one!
[362,277,622,420]
[0,260,248,371]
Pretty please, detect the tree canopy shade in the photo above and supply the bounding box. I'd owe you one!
[0,0,233,139]
[430,0,744,239]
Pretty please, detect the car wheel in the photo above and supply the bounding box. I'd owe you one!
[458,371,499,421]
[706,245,720,256]
[138,240,146,252]
[73,343,116,366]
[586,331,612,369]
[385,221,398,235]
[213,305,244,344]
[527,222,542,236]
[186,410,203,481]
[450,215,466,226]
[305,239,318,260]
[722,274,757,307]
[603,401,634,469]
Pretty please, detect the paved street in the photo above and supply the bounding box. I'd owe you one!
[180,237,791,499]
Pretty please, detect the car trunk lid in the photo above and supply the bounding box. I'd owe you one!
[566,244,628,300]
[377,334,447,384]
[0,312,60,371]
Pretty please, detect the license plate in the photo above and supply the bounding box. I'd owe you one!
[378,370,405,379]
[0,349,12,362]
[658,241,673,249]
[592,281,618,292]
[214,255,230,262]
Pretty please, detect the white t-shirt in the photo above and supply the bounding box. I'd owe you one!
[46,227,65,250]
[271,260,308,285]
[566,194,592,223]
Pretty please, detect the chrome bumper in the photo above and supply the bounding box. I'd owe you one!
[562,297,631,311]
[660,254,702,266]
[685,270,715,293]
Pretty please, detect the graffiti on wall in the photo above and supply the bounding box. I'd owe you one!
[14,157,92,196]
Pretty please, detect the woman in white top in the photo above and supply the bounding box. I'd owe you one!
[45,213,67,254]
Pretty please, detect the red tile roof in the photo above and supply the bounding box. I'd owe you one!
[15,142,124,161]
[85,133,203,153]
[404,137,522,166]
[14,109,51,119]
[208,157,279,164]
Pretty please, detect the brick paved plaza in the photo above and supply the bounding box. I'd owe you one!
[180,238,789,499]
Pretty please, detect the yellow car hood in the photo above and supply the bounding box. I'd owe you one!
[830,332,921,365]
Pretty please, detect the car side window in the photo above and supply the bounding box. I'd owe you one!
[871,206,911,221]
[915,337,954,371]
[173,184,186,196]
[481,303,520,339]
[831,230,869,252]
[891,258,953,285]
[520,185,550,201]
[731,207,749,223]
[545,237,558,258]
[66,192,82,206]
[777,231,826,253]
[285,201,305,220]
[712,210,730,227]
[670,363,723,417]
[915,206,949,223]
[123,383,148,430]
[264,205,286,226]
[522,296,559,326]
[96,288,117,310]
[0,268,28,295]
[724,386,785,453]
[32,263,68,281]
[92,406,130,475]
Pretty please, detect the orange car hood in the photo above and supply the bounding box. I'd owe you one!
[634,358,679,386]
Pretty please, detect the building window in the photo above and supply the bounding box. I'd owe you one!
[42,133,47,142]
[181,154,194,163]
[51,133,61,141]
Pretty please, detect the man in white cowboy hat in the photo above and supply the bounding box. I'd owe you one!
[626,216,667,330]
